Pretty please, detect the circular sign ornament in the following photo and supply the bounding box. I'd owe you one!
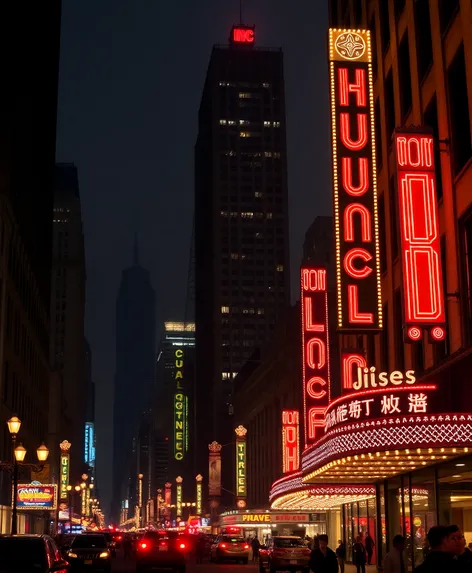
[431,326,446,341]
[334,32,366,61]
[59,440,71,452]
[237,499,247,508]
[210,499,220,509]
[407,326,422,341]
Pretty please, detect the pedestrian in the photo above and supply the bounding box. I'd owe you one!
[308,534,338,573]
[383,534,406,573]
[414,525,463,572]
[336,539,346,573]
[365,532,375,565]
[252,536,260,562]
[353,535,367,573]
[195,534,206,564]
[123,535,132,561]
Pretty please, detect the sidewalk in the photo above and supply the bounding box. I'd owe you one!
[343,566,378,572]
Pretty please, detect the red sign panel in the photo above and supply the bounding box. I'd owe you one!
[282,410,300,473]
[301,267,331,447]
[231,26,255,45]
[329,29,382,332]
[342,351,366,391]
[394,129,446,342]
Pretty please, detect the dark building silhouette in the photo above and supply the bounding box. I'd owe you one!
[0,1,61,529]
[51,163,87,482]
[112,237,156,521]
[194,27,291,499]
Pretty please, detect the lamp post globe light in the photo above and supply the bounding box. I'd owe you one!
[5,416,49,535]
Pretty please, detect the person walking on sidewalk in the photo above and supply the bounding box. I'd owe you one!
[383,535,406,573]
[308,534,338,573]
[353,535,367,573]
[365,532,375,566]
[336,539,346,573]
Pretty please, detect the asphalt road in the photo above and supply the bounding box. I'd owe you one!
[113,552,259,572]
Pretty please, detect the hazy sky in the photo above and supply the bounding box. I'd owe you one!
[56,0,331,515]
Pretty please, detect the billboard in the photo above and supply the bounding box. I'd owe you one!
[394,129,446,342]
[328,29,382,332]
[282,410,300,473]
[16,484,57,510]
[208,442,222,497]
[301,267,331,446]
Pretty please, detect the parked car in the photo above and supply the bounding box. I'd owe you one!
[259,536,310,572]
[66,534,111,573]
[0,534,69,573]
[210,534,250,564]
[136,530,187,573]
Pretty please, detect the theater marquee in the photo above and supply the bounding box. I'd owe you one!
[329,29,382,332]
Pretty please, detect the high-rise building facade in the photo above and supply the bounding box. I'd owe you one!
[0,1,62,531]
[51,163,87,482]
[194,26,291,478]
[112,240,156,521]
[269,3,472,570]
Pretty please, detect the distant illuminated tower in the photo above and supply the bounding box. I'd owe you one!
[194,25,290,481]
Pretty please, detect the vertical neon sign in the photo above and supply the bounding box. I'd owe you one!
[174,349,188,460]
[176,476,183,520]
[59,440,71,500]
[235,425,247,505]
[329,29,382,331]
[282,410,300,473]
[196,474,203,516]
[301,267,331,446]
[394,129,446,342]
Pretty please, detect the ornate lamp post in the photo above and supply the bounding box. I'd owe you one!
[1,417,49,534]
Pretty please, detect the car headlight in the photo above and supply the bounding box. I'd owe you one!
[99,551,110,559]
[68,551,78,558]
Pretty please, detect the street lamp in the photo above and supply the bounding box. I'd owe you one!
[5,417,49,535]
[66,485,73,534]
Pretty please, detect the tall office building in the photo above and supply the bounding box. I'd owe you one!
[194,25,290,487]
[51,163,87,482]
[112,238,156,521]
[0,1,62,528]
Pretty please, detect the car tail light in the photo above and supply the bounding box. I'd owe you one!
[244,544,249,549]
[220,543,227,549]
[140,542,148,550]
[179,542,186,550]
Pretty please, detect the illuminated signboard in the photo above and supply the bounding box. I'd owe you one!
[394,129,446,343]
[301,267,331,446]
[329,29,382,332]
[282,410,300,473]
[60,453,70,500]
[176,477,183,519]
[196,475,203,516]
[208,441,222,497]
[84,423,95,467]
[230,26,255,45]
[16,484,57,510]
[174,349,189,460]
[235,426,247,500]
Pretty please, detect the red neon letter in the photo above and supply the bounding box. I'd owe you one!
[338,68,366,107]
[342,157,369,196]
[308,408,326,440]
[342,353,366,390]
[307,338,326,369]
[306,377,327,400]
[344,203,372,242]
[348,285,374,324]
[344,248,373,279]
[304,297,325,332]
[339,113,368,151]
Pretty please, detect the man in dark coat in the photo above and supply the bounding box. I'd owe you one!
[414,525,463,572]
[308,534,338,573]
[352,535,367,573]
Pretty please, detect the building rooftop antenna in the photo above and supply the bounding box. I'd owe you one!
[239,0,243,25]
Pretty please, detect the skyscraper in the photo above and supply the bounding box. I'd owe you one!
[112,238,156,521]
[194,26,290,482]
[51,163,87,481]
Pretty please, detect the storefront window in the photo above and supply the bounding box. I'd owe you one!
[377,482,387,562]
[410,466,437,567]
[387,477,404,539]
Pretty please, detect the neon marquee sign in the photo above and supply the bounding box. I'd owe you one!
[329,29,382,332]
[174,349,189,460]
[394,129,446,342]
[301,267,331,446]
[282,410,300,473]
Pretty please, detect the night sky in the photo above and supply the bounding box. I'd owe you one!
[56,0,331,516]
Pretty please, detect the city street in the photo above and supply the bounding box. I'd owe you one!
[113,552,259,572]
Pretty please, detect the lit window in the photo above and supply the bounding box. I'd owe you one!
[239,93,251,99]
[273,152,281,158]
[257,308,265,315]
[219,119,227,125]
[277,264,284,272]
[228,120,236,126]
[239,119,250,126]
[266,213,273,219]
[264,121,271,127]
[220,211,228,217]
[274,121,281,127]
[221,306,230,314]
[255,191,263,198]
[241,212,254,218]
[231,253,239,260]
[240,131,258,138]
[264,151,273,158]
[242,308,255,315]
[262,82,270,88]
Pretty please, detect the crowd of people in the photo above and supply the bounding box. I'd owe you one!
[305,525,472,572]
